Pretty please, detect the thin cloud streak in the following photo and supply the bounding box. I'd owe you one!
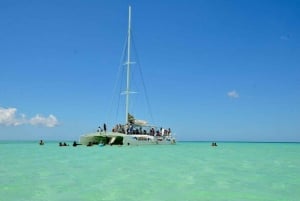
[227,90,239,98]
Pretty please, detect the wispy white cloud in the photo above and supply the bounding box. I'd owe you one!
[0,106,59,127]
[227,90,239,98]
[29,114,59,127]
[0,107,25,126]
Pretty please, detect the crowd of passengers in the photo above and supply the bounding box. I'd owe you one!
[111,124,171,136]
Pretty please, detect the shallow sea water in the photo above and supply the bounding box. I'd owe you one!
[0,141,299,201]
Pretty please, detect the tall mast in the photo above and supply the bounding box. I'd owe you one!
[125,6,131,124]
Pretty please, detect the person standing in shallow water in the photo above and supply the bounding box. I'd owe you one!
[103,123,107,133]
[211,142,218,147]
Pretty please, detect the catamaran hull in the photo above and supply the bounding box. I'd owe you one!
[79,132,176,146]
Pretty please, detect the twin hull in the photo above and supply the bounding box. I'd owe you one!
[80,132,176,146]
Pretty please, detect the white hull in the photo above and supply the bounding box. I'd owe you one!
[80,131,176,146]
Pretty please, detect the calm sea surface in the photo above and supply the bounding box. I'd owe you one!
[0,141,299,201]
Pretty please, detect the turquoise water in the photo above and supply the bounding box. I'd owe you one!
[1,141,299,201]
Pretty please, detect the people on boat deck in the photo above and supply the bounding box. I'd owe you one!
[150,128,155,135]
[112,124,125,133]
[111,123,172,136]
[39,140,44,145]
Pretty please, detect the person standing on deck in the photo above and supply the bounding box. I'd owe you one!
[103,123,107,133]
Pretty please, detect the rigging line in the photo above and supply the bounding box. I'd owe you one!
[106,35,128,123]
[116,57,126,122]
[115,77,122,123]
[131,31,155,124]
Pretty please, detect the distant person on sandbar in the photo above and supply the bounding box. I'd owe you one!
[211,142,217,147]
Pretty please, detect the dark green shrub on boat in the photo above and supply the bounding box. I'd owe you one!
[111,136,123,145]
[94,136,109,145]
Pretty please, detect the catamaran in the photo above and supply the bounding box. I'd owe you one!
[79,6,176,146]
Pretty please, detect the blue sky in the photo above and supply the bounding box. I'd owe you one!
[0,0,299,142]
